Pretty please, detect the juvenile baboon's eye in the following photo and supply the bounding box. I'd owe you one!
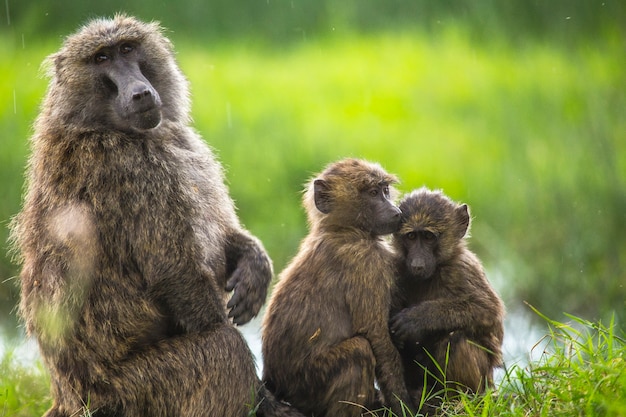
[94,52,109,64]
[120,43,134,54]
[382,186,390,198]
[420,231,437,242]
[406,231,417,240]
[369,189,379,197]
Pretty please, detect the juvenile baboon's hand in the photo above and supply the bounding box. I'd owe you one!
[389,308,426,349]
[225,232,273,325]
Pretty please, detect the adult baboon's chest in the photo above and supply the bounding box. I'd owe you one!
[81,138,199,268]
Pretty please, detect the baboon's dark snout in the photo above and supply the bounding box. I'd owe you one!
[130,82,159,112]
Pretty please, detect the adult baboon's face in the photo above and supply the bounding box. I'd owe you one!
[93,41,162,131]
[46,15,190,133]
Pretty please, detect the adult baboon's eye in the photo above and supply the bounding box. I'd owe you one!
[382,186,390,198]
[369,189,379,197]
[120,43,134,54]
[94,52,109,64]
[406,231,417,240]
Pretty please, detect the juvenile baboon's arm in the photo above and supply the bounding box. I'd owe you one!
[365,324,415,415]
[350,272,415,414]
[223,229,273,325]
[390,258,503,347]
[390,294,500,347]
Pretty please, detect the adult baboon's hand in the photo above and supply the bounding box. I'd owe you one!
[225,232,273,325]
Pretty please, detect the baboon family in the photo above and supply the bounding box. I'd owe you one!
[10,15,504,417]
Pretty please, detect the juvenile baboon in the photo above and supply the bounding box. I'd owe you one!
[390,188,505,408]
[262,158,415,417]
[9,15,300,417]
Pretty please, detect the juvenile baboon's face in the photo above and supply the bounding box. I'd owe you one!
[93,41,162,131]
[313,179,401,236]
[357,182,403,235]
[396,224,439,280]
[395,188,470,279]
[309,159,402,236]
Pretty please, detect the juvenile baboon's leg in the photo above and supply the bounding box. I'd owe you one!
[442,334,493,393]
[307,336,377,417]
[419,331,492,399]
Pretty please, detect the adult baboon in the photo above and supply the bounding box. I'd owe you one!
[390,188,505,408]
[262,158,415,417]
[9,15,300,417]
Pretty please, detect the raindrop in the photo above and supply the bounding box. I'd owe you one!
[5,0,10,25]
[226,102,232,129]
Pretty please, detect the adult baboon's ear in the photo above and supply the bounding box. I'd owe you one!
[42,52,64,79]
[313,179,332,214]
[455,204,470,239]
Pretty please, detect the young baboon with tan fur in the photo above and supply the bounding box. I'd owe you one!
[390,188,505,409]
[262,158,415,417]
[10,15,302,417]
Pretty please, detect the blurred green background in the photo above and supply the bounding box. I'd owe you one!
[1,0,625,344]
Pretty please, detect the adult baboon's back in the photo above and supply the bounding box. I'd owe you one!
[9,15,293,417]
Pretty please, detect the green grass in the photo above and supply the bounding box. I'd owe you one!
[440,307,626,417]
[0,350,50,417]
[380,307,626,417]
[180,28,625,321]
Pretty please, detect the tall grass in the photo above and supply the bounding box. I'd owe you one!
[0,351,50,417]
[441,307,626,417]
[371,306,626,417]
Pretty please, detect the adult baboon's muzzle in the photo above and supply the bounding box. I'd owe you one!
[110,60,162,130]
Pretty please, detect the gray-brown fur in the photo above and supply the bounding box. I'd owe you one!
[390,188,505,409]
[8,14,301,417]
[262,158,415,417]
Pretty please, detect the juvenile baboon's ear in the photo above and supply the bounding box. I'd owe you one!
[455,204,470,239]
[313,179,332,214]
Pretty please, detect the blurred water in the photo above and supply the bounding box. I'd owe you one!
[0,326,39,366]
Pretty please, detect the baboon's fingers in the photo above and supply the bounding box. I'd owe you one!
[225,256,270,324]
[226,273,261,325]
[227,292,254,325]
[389,314,405,339]
[390,313,422,346]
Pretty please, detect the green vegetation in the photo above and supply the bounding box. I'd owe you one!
[169,29,626,324]
[0,350,50,417]
[5,0,623,45]
[413,308,626,417]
